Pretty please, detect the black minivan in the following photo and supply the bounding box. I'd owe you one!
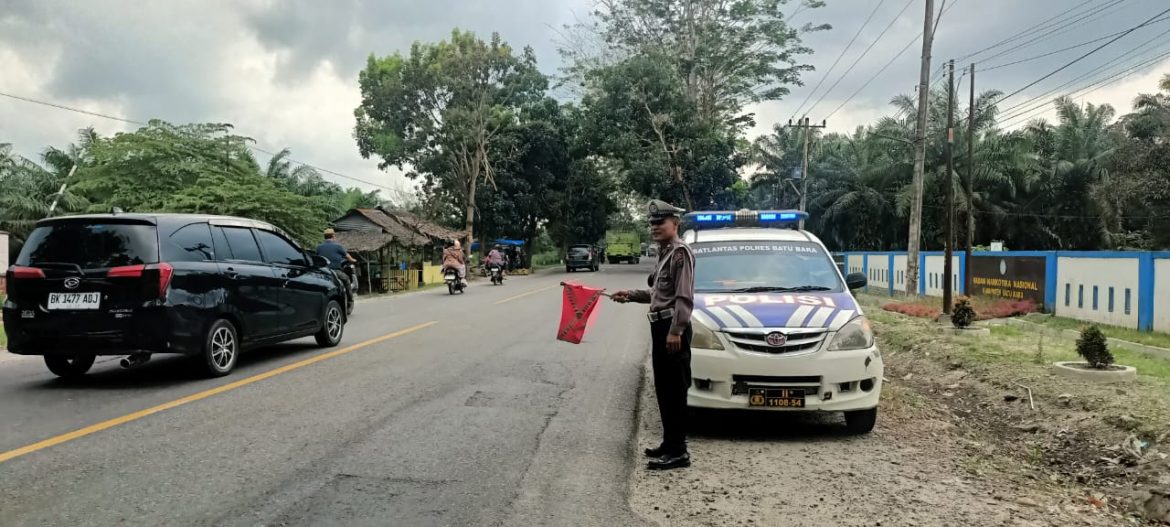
[2,214,347,378]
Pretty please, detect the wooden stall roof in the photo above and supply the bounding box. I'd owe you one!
[332,231,396,252]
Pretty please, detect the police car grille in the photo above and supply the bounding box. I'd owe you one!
[724,329,827,355]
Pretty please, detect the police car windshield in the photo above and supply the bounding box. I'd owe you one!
[692,241,842,293]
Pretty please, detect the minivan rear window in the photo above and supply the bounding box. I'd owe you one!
[569,247,591,256]
[16,222,159,270]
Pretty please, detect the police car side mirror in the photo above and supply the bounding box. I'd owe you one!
[311,255,331,269]
[845,272,867,290]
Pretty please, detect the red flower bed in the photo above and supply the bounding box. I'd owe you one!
[881,302,940,320]
[976,299,1037,320]
[881,297,1037,321]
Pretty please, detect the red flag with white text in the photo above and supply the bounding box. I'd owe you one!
[557,283,605,344]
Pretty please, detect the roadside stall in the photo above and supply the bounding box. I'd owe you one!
[330,208,466,294]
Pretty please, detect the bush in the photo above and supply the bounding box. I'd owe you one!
[952,296,976,328]
[1076,325,1114,369]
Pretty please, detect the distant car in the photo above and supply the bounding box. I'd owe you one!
[3,213,348,379]
[565,244,600,272]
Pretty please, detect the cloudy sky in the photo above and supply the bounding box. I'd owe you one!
[2,0,1168,197]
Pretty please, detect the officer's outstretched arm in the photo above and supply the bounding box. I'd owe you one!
[627,289,652,304]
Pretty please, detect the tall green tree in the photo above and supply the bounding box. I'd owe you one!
[566,0,825,124]
[354,29,547,251]
[580,53,741,208]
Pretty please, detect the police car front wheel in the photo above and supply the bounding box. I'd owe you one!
[844,407,878,434]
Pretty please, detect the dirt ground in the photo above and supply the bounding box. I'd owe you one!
[628,302,1170,526]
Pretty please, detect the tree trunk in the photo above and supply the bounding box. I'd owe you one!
[465,174,477,258]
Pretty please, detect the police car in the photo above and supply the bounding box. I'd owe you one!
[682,209,882,434]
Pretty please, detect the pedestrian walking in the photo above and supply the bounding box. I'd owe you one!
[611,199,695,470]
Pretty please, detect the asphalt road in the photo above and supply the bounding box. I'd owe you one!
[0,263,654,527]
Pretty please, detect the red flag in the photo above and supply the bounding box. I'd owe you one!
[557,283,604,344]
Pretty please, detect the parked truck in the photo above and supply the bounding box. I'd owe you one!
[605,230,641,264]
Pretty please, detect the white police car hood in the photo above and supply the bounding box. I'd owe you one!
[692,292,860,331]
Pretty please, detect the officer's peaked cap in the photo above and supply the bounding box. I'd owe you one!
[647,199,685,219]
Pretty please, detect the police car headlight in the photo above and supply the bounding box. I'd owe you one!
[692,321,724,350]
[828,316,874,351]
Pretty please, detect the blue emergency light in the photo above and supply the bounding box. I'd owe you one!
[684,209,807,229]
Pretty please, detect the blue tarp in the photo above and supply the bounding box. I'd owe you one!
[471,239,526,250]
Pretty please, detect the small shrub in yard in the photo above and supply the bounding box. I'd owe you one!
[1076,325,1114,369]
[952,296,976,328]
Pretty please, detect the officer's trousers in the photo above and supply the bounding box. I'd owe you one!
[650,319,692,454]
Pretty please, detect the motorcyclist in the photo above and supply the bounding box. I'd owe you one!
[442,239,467,286]
[316,228,356,291]
[486,245,505,278]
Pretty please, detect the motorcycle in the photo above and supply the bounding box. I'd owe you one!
[341,261,358,315]
[444,268,465,295]
[488,264,504,285]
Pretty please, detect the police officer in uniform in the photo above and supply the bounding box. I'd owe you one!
[612,199,695,470]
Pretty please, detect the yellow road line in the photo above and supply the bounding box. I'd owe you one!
[495,284,559,305]
[0,321,437,465]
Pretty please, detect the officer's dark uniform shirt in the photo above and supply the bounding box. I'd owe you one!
[628,237,695,335]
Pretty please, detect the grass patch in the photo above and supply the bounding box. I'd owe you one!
[0,324,5,348]
[1023,313,1170,350]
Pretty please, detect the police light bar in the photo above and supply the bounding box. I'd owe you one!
[684,209,807,228]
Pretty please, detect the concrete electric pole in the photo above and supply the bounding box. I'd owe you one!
[785,117,827,230]
[965,62,976,295]
[906,0,935,297]
[943,59,955,315]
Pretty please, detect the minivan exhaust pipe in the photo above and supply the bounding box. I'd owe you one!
[120,353,151,369]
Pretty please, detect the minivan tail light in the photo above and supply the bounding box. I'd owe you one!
[10,266,46,279]
[155,263,174,299]
[107,264,147,278]
[108,263,174,299]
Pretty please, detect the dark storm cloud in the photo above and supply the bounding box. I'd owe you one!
[0,0,238,123]
[242,0,589,80]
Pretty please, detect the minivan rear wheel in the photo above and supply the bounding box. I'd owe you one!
[199,319,239,377]
[44,354,96,379]
[315,300,345,347]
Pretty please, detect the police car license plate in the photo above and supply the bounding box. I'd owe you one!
[47,292,101,310]
[748,387,805,408]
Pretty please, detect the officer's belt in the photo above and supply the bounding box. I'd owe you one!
[647,309,675,322]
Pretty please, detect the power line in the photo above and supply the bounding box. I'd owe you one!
[980,14,1170,72]
[821,0,959,120]
[926,204,1170,221]
[994,6,1170,106]
[995,27,1170,125]
[998,25,1170,117]
[953,0,1105,62]
[791,0,896,120]
[999,45,1170,129]
[0,90,410,197]
[972,0,1133,66]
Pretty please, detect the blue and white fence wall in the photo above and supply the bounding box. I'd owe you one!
[839,250,1170,333]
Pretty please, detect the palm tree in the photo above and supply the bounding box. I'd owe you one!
[810,129,904,250]
[748,124,804,209]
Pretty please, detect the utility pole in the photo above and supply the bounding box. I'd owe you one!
[785,117,827,230]
[46,163,79,216]
[906,0,935,297]
[943,59,955,315]
[965,63,976,295]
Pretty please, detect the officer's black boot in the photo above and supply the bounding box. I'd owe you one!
[644,443,669,458]
[647,451,690,470]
